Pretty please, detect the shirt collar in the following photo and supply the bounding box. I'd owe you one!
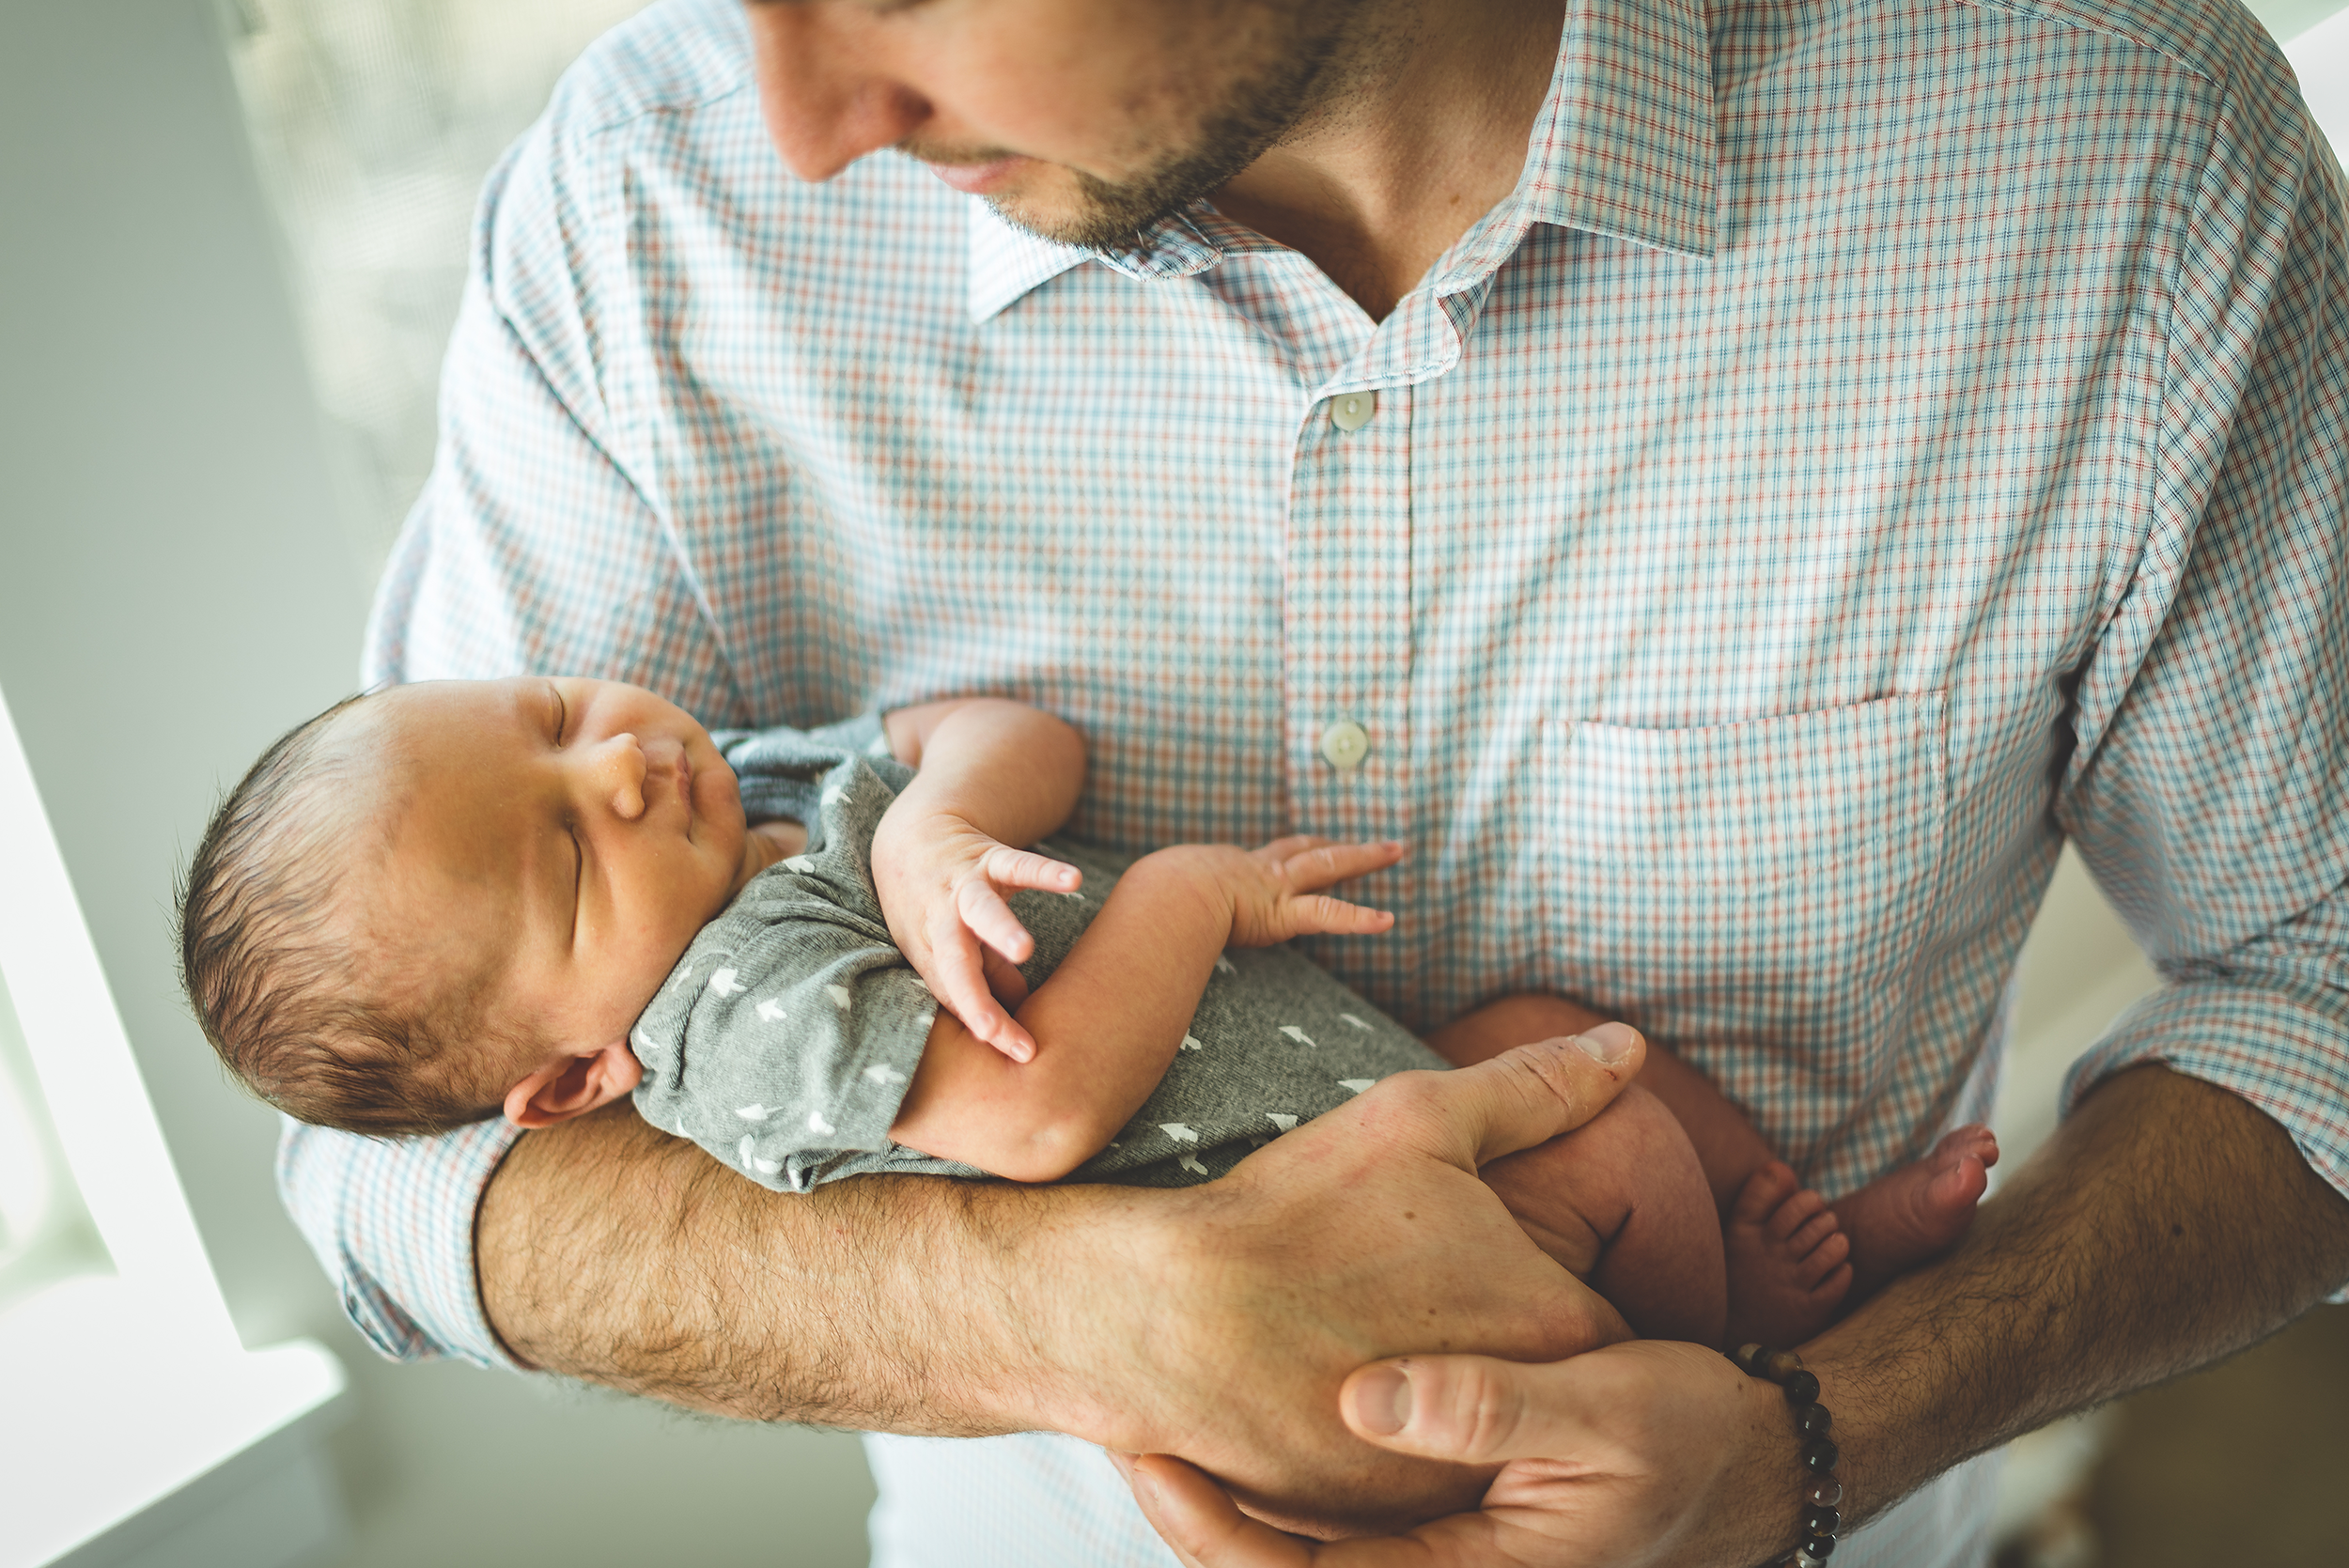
[966,0,1719,323]
[1441,0,1719,287]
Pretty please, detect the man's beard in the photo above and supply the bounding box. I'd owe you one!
[910,18,1349,252]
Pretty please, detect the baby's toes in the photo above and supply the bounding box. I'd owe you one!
[1936,1123,1999,1172]
[1731,1161,1802,1226]
[1795,1230,1852,1289]
[1778,1203,1840,1258]
[1766,1185,1831,1243]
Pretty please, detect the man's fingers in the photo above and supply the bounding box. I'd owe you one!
[957,877,1038,964]
[1340,1356,1592,1466]
[1379,1026,1645,1170]
[1125,1453,1498,1568]
[1119,1454,1323,1568]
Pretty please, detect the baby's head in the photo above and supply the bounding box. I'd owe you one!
[179,676,759,1136]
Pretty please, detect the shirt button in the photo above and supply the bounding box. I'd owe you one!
[1319,720,1370,770]
[1329,391,1377,432]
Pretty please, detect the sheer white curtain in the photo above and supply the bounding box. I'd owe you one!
[225,0,651,580]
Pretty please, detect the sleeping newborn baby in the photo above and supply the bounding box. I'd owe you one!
[179,677,1997,1347]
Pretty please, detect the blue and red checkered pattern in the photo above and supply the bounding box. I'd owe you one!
[280,0,2349,1560]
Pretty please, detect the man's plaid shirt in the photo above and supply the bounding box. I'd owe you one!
[280,0,2349,1560]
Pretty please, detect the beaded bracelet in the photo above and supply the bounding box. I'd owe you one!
[1730,1343,1843,1565]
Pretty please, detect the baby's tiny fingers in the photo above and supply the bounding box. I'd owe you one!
[957,877,1037,965]
[1251,833,1330,864]
[978,946,1032,1011]
[985,846,1083,894]
[928,925,1031,1062]
[1289,893,1396,935]
[1280,839,1405,890]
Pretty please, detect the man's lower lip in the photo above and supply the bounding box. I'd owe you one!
[926,157,1022,194]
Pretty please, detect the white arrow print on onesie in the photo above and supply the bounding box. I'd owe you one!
[1337,1079,1376,1094]
[738,1135,782,1176]
[1280,1025,1315,1047]
[708,968,745,998]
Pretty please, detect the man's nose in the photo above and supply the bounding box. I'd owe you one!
[749,7,929,183]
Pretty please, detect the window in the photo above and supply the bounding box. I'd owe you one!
[224,0,651,581]
[0,682,344,1566]
[0,967,108,1314]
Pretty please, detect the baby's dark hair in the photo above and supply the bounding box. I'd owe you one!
[177,692,519,1136]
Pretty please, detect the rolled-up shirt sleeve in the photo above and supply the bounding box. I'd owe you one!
[2055,76,2349,1208]
[277,1117,530,1370]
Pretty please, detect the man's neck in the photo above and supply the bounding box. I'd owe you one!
[1210,0,1567,322]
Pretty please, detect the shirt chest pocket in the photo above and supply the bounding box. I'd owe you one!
[1543,692,1949,1060]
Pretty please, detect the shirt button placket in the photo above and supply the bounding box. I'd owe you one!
[1284,380,1411,994]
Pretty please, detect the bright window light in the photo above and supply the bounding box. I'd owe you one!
[0,968,110,1312]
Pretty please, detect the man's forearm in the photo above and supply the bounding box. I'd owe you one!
[472,1008,1646,1533]
[476,1101,1143,1429]
[1814,1063,2349,1526]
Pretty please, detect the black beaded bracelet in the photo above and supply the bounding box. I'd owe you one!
[1730,1343,1843,1566]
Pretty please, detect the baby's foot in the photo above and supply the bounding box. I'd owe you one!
[1837,1125,1999,1301]
[1724,1161,1852,1349]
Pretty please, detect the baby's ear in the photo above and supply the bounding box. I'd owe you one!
[504,1041,645,1128]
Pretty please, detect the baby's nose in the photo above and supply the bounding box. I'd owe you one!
[593,733,649,819]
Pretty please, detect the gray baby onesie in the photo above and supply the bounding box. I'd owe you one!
[630,716,1443,1192]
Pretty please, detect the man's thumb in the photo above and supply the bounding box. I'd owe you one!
[1340,1355,1583,1465]
[1439,1024,1646,1168]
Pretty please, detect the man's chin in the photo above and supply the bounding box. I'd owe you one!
[976,164,1200,254]
[980,191,1141,252]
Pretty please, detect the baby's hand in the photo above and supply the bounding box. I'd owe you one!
[1218,835,1404,949]
[870,806,1082,1063]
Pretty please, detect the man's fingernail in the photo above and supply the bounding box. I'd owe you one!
[1352,1364,1412,1436]
[1127,1462,1159,1510]
[1571,1021,1640,1064]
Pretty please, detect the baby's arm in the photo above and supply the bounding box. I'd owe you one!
[872,698,1090,1060]
[887,837,1403,1183]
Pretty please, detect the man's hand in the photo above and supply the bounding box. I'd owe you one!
[1112,1064,2349,1566]
[1119,1343,1791,1566]
[1059,1029,1650,1536]
[870,802,1080,1061]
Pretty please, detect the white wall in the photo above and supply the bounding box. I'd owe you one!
[0,4,872,1566]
